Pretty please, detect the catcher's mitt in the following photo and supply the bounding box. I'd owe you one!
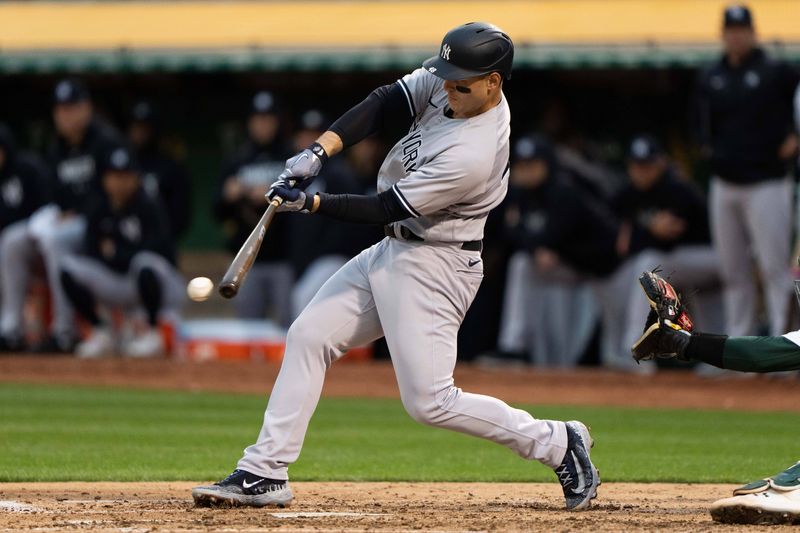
[631,269,693,362]
[638,269,693,332]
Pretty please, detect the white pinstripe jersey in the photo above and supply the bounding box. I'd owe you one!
[376,67,510,242]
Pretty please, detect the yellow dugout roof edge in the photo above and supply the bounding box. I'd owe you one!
[2,0,800,51]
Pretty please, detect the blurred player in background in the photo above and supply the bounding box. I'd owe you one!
[214,91,293,327]
[287,109,371,319]
[497,135,610,366]
[0,79,122,353]
[0,124,50,351]
[60,146,183,358]
[694,4,799,338]
[128,100,192,243]
[613,135,722,367]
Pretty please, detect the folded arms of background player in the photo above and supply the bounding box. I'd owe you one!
[266,76,482,224]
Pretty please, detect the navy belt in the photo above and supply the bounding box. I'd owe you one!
[383,225,482,252]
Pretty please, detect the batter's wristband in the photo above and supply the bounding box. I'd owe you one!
[303,192,316,212]
[310,142,329,164]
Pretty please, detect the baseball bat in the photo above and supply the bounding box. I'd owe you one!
[218,197,282,299]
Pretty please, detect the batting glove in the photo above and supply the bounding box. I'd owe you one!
[279,142,328,185]
[267,179,314,213]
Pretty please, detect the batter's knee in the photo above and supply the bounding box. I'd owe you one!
[402,398,447,427]
[401,387,458,427]
[285,315,335,366]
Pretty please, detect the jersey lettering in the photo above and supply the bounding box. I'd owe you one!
[401,130,423,174]
[58,155,95,184]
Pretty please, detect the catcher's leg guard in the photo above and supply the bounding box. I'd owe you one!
[733,461,800,495]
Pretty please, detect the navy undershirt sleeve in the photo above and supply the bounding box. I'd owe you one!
[329,82,414,148]
[314,190,411,224]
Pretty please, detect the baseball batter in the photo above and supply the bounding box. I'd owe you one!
[193,22,599,511]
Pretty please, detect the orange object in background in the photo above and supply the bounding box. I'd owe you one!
[175,319,373,363]
[178,339,372,362]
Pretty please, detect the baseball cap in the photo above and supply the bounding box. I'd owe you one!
[104,146,139,173]
[130,100,156,123]
[299,109,328,132]
[723,5,753,28]
[53,78,90,105]
[513,135,553,162]
[251,91,277,115]
[628,135,664,162]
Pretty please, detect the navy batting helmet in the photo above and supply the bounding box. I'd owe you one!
[423,22,514,81]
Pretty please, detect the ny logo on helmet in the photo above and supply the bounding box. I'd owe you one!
[441,44,451,61]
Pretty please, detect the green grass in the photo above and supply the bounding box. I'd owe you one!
[0,383,797,483]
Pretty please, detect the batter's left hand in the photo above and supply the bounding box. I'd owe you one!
[267,179,312,213]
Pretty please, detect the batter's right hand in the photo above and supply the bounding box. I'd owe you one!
[279,142,328,184]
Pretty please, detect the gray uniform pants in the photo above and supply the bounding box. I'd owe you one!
[710,177,793,336]
[237,238,568,480]
[592,258,640,371]
[498,251,597,367]
[0,206,85,339]
[60,251,184,314]
[233,262,294,328]
[291,255,348,320]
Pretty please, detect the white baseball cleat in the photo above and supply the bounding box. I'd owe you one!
[75,327,115,358]
[712,462,800,525]
[711,487,800,525]
[122,329,165,358]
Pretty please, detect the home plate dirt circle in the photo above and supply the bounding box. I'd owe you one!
[2,481,797,532]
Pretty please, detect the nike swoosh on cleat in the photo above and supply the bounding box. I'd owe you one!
[242,479,264,489]
[570,452,587,495]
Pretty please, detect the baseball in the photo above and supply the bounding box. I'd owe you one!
[187,276,214,302]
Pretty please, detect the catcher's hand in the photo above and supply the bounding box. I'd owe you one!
[631,269,693,362]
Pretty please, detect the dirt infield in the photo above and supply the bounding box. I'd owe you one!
[3,357,800,531]
[1,356,799,412]
[2,481,795,532]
